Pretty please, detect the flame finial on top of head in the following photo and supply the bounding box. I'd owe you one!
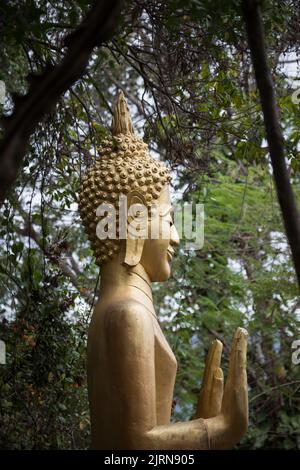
[111,90,134,136]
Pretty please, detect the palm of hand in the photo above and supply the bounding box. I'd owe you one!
[196,327,249,449]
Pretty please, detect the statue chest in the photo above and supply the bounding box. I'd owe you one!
[153,320,178,425]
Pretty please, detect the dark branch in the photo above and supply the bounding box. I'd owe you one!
[18,219,96,306]
[242,0,300,288]
[0,0,122,203]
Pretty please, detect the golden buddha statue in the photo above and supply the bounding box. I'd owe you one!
[79,91,248,450]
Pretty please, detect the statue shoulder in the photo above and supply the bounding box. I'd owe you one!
[103,299,154,334]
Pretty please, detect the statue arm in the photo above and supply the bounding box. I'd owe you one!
[105,303,248,450]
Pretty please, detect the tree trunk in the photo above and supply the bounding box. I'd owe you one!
[242,0,300,289]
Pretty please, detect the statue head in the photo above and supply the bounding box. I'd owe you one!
[79,91,179,281]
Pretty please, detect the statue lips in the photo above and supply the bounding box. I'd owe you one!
[167,248,174,262]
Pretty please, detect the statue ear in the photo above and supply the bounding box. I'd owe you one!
[124,237,145,266]
[123,191,147,267]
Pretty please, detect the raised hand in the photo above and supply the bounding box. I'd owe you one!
[197,327,249,449]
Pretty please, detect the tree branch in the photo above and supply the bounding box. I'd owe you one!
[0,0,122,203]
[103,67,145,116]
[18,219,96,306]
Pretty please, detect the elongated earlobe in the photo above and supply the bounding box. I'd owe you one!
[124,236,145,266]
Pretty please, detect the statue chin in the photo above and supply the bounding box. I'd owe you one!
[153,267,171,283]
[141,260,171,283]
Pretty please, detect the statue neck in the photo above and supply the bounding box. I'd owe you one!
[99,253,155,316]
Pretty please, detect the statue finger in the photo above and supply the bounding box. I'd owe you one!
[202,339,223,394]
[226,327,248,388]
[209,367,224,417]
[222,328,249,435]
[196,339,223,418]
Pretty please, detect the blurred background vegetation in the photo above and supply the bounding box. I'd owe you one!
[0,0,299,449]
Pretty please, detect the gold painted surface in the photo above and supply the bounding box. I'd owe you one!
[80,91,248,449]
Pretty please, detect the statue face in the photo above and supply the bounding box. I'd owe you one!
[139,186,180,282]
